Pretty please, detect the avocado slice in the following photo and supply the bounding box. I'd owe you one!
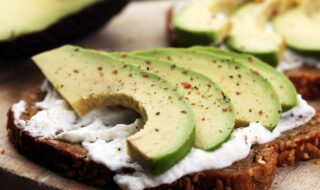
[172,0,246,46]
[192,46,297,111]
[273,0,320,53]
[111,53,235,151]
[32,45,195,176]
[0,0,128,59]
[227,0,285,67]
[135,48,281,130]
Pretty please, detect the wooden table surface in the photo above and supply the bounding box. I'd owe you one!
[0,1,320,189]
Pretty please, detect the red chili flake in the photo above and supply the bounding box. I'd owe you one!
[222,108,229,112]
[142,72,149,78]
[112,70,118,75]
[236,91,241,95]
[244,135,248,144]
[181,82,192,89]
[298,115,303,119]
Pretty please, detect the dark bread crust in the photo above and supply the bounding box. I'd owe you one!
[285,66,320,101]
[0,0,129,59]
[7,91,278,190]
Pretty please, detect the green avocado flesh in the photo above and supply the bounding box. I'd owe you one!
[0,0,97,41]
[273,0,320,53]
[227,0,284,67]
[135,48,282,130]
[111,53,235,151]
[192,46,297,111]
[173,0,246,46]
[32,45,195,176]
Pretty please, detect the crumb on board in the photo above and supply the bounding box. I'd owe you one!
[0,149,5,155]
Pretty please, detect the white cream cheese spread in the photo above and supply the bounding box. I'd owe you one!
[278,50,320,72]
[12,84,315,190]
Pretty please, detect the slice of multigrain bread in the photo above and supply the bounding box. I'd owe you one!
[6,88,320,190]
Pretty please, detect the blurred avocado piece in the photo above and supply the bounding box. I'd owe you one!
[227,0,285,67]
[273,0,320,54]
[172,0,247,46]
[0,0,129,59]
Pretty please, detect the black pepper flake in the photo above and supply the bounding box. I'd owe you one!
[248,56,253,63]
[258,110,263,115]
[166,56,172,61]
[122,65,128,69]
[156,112,160,116]
[118,148,121,151]
[182,70,188,75]
[74,48,79,52]
[219,130,222,133]
[121,54,128,58]
[155,128,159,132]
[73,69,79,73]
[170,64,176,69]
[229,75,234,79]
[180,110,187,114]
[236,91,241,95]
[128,73,133,77]
[145,60,151,65]
[201,117,205,121]
[249,109,252,112]
[238,74,242,78]
[112,70,118,75]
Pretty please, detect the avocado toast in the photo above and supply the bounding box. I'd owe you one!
[7,45,319,190]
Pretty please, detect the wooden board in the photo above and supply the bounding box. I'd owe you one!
[0,1,319,189]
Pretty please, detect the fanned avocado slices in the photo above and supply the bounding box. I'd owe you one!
[32,45,195,176]
[111,53,235,151]
[135,48,282,130]
[191,46,297,111]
